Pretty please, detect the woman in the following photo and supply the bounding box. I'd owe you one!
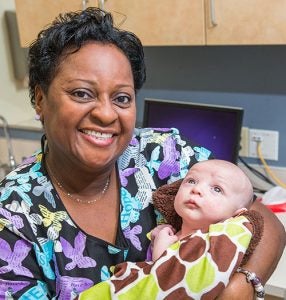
[0,7,284,299]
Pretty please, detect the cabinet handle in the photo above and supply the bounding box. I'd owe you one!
[98,0,105,10]
[82,0,89,10]
[210,0,217,26]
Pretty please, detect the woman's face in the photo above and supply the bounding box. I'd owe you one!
[35,42,136,171]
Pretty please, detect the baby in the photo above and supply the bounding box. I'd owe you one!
[78,160,263,300]
[152,159,254,260]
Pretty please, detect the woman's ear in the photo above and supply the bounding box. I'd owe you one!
[34,85,45,122]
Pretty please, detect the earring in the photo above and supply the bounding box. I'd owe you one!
[35,114,41,121]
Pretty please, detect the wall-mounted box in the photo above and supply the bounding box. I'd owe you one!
[4,11,28,83]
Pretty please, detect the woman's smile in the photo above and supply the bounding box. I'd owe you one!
[80,129,114,147]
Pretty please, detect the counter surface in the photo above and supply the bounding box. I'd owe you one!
[265,213,286,299]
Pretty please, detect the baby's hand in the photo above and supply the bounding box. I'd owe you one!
[151,224,176,242]
[156,227,178,244]
[152,226,179,261]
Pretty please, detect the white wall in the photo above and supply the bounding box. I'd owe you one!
[0,0,40,129]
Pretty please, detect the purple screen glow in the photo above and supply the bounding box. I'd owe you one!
[143,99,243,163]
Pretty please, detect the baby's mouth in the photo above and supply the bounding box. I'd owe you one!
[185,199,199,208]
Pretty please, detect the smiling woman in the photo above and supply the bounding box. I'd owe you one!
[0,7,285,300]
[35,43,136,172]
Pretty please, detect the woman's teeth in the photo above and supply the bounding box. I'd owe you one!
[82,130,112,139]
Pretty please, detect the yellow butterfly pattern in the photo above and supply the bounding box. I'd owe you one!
[0,218,10,231]
[39,205,68,239]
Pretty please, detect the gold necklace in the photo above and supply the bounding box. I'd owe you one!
[45,161,110,205]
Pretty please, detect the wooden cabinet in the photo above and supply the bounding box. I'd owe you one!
[105,0,286,45]
[15,0,205,47]
[15,0,100,47]
[205,0,286,45]
[15,0,286,47]
[103,0,205,46]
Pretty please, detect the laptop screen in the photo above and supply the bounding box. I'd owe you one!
[142,98,243,164]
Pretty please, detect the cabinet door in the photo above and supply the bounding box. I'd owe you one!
[205,0,286,45]
[15,0,99,47]
[104,0,205,46]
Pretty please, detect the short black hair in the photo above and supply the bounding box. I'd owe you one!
[28,7,146,107]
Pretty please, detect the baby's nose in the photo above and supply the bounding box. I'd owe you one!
[192,184,202,195]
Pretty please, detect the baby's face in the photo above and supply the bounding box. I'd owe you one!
[174,160,248,230]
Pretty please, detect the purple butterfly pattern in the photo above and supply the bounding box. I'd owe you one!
[119,168,139,187]
[130,136,139,146]
[150,128,172,132]
[158,136,180,179]
[0,279,30,297]
[20,155,37,166]
[0,207,24,229]
[0,238,33,277]
[56,275,94,300]
[60,231,96,270]
[54,254,94,299]
[123,225,142,250]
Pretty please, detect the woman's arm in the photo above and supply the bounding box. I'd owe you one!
[249,200,286,282]
[218,200,286,299]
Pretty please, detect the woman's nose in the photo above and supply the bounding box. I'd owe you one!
[90,98,118,125]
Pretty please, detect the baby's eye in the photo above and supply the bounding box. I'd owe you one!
[187,178,196,184]
[213,186,222,193]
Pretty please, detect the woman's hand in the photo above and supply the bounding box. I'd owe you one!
[217,272,254,299]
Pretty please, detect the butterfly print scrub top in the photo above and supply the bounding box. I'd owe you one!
[0,128,211,299]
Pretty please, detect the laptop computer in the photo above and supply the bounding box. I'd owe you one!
[142,98,244,164]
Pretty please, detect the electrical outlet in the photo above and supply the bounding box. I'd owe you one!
[239,127,249,157]
[249,129,279,160]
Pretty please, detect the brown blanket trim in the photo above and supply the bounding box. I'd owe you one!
[240,210,264,265]
[153,179,183,231]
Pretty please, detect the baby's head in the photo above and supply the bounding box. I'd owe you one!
[174,159,253,230]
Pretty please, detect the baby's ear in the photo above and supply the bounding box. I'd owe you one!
[233,207,248,217]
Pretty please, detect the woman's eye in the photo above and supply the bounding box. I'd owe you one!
[213,186,222,193]
[72,90,93,101]
[114,95,131,106]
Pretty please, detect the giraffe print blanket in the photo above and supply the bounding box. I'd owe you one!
[78,211,263,299]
